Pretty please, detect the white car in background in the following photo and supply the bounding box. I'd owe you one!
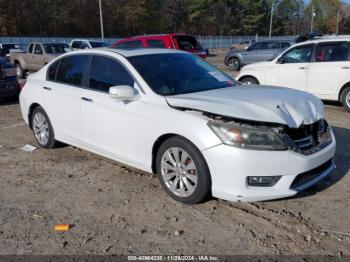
[237,38,350,111]
[19,48,336,204]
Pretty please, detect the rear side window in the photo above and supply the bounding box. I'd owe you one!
[56,55,89,86]
[71,41,82,49]
[28,44,34,53]
[315,42,349,62]
[176,36,198,50]
[115,40,143,49]
[47,60,59,81]
[89,55,134,92]
[147,39,166,48]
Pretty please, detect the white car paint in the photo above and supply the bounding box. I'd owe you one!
[237,38,350,101]
[19,48,336,202]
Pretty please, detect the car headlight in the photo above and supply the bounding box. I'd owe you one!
[208,122,287,150]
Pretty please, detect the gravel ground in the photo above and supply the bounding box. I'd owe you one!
[0,54,349,256]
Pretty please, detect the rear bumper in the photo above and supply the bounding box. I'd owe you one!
[0,80,18,98]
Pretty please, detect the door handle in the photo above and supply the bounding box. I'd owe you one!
[81,97,93,102]
[298,67,308,70]
[43,86,52,91]
[341,66,350,69]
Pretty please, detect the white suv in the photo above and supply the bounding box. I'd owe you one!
[237,38,350,111]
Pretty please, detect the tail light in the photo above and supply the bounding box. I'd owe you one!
[19,80,26,92]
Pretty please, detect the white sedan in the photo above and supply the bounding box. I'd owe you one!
[19,48,336,204]
[237,38,350,111]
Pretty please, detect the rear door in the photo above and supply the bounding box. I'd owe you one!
[41,54,89,145]
[242,42,264,64]
[266,44,315,92]
[254,42,280,62]
[308,42,350,99]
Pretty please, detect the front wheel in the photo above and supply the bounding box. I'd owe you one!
[31,106,58,148]
[156,136,211,204]
[240,76,259,85]
[341,86,350,112]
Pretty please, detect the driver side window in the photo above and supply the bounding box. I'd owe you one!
[281,45,314,63]
[89,55,134,93]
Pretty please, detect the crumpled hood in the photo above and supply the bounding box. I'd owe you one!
[166,85,324,128]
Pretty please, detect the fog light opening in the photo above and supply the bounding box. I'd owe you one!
[247,176,281,187]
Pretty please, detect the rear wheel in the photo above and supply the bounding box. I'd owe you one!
[240,76,259,85]
[156,136,211,204]
[228,57,240,71]
[340,86,350,112]
[31,106,58,148]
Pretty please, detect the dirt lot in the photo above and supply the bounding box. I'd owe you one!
[0,55,349,256]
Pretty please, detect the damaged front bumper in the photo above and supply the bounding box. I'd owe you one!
[202,129,336,202]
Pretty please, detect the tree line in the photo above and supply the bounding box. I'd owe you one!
[0,0,349,38]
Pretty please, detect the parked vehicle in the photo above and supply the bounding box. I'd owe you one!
[69,39,107,50]
[295,32,323,43]
[0,43,22,58]
[237,38,350,112]
[19,48,335,204]
[10,42,66,78]
[0,56,18,100]
[224,40,293,71]
[230,39,256,50]
[113,33,207,58]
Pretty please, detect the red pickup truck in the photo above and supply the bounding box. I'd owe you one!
[112,33,207,59]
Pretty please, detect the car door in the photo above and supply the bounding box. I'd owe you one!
[308,42,350,99]
[241,42,264,64]
[265,44,315,92]
[32,44,45,71]
[81,55,148,168]
[254,42,280,62]
[41,54,89,146]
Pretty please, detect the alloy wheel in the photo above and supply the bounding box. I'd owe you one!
[33,112,50,145]
[160,147,198,197]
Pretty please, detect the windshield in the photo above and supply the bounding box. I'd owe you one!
[44,44,66,54]
[128,53,236,96]
[90,41,106,48]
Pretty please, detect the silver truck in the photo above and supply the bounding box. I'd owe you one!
[10,42,66,78]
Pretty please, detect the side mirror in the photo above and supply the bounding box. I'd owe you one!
[109,85,138,101]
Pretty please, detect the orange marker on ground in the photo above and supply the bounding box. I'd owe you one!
[54,224,70,231]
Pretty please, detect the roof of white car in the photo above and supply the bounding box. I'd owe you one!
[89,47,186,57]
[301,36,350,45]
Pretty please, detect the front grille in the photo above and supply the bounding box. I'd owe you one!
[290,159,333,190]
[283,119,332,155]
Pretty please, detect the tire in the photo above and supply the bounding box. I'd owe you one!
[228,57,240,71]
[31,106,58,149]
[156,136,211,204]
[15,63,25,79]
[340,86,350,112]
[240,76,259,85]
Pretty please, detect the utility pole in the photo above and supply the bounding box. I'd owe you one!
[269,3,275,38]
[336,9,340,35]
[99,0,104,41]
[310,5,315,32]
